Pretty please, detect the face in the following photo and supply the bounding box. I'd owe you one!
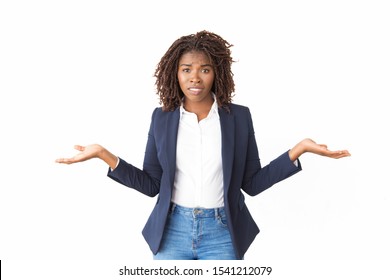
[177,51,215,108]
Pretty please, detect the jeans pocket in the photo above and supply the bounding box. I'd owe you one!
[217,213,228,228]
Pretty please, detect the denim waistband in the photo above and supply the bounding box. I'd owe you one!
[170,203,225,218]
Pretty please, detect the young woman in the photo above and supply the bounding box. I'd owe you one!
[56,30,350,260]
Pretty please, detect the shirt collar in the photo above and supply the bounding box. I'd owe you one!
[180,93,219,118]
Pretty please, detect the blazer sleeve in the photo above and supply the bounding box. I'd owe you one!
[107,108,162,197]
[241,108,302,196]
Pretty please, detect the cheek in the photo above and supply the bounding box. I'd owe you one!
[177,74,187,91]
[206,74,215,87]
[177,71,187,81]
[177,74,184,84]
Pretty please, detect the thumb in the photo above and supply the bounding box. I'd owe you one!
[74,145,85,152]
[319,144,328,150]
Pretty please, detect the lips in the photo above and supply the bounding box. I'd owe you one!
[188,87,203,95]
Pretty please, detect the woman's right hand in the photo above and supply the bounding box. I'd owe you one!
[56,144,119,170]
[56,144,119,169]
[55,144,104,164]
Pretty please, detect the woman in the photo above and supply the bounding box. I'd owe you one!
[56,30,350,260]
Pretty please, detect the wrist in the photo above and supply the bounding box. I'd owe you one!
[99,147,118,170]
[96,145,105,159]
[289,141,306,161]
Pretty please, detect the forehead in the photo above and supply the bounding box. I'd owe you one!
[179,51,212,65]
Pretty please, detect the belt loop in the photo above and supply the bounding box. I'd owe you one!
[214,208,219,219]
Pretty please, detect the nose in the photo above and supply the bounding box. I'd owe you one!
[190,72,200,84]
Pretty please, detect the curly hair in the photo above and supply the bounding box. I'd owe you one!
[154,30,235,112]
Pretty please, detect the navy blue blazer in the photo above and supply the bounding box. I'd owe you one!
[108,103,302,259]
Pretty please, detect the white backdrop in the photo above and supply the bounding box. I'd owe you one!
[1,0,389,279]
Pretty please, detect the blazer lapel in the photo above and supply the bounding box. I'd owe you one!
[165,108,180,189]
[219,108,235,193]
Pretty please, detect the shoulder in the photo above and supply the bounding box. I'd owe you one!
[151,106,179,116]
[222,103,252,119]
[228,103,250,113]
[150,106,180,124]
[223,103,255,129]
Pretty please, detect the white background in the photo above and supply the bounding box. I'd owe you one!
[1,0,389,279]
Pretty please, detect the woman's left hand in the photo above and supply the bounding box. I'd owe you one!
[289,138,351,161]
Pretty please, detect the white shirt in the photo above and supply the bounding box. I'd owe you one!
[171,99,224,208]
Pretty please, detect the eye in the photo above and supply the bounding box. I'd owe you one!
[202,68,210,73]
[182,68,190,73]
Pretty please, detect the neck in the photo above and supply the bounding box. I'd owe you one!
[183,96,214,122]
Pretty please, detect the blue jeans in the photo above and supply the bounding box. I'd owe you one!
[153,203,239,260]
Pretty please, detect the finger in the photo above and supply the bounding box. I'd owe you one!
[74,145,85,151]
[55,157,75,164]
[333,150,351,158]
[55,158,68,164]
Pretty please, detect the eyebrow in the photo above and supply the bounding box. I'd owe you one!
[179,63,213,67]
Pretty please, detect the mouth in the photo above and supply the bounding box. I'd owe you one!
[188,87,203,95]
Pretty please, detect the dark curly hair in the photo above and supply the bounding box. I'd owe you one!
[154,30,235,112]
